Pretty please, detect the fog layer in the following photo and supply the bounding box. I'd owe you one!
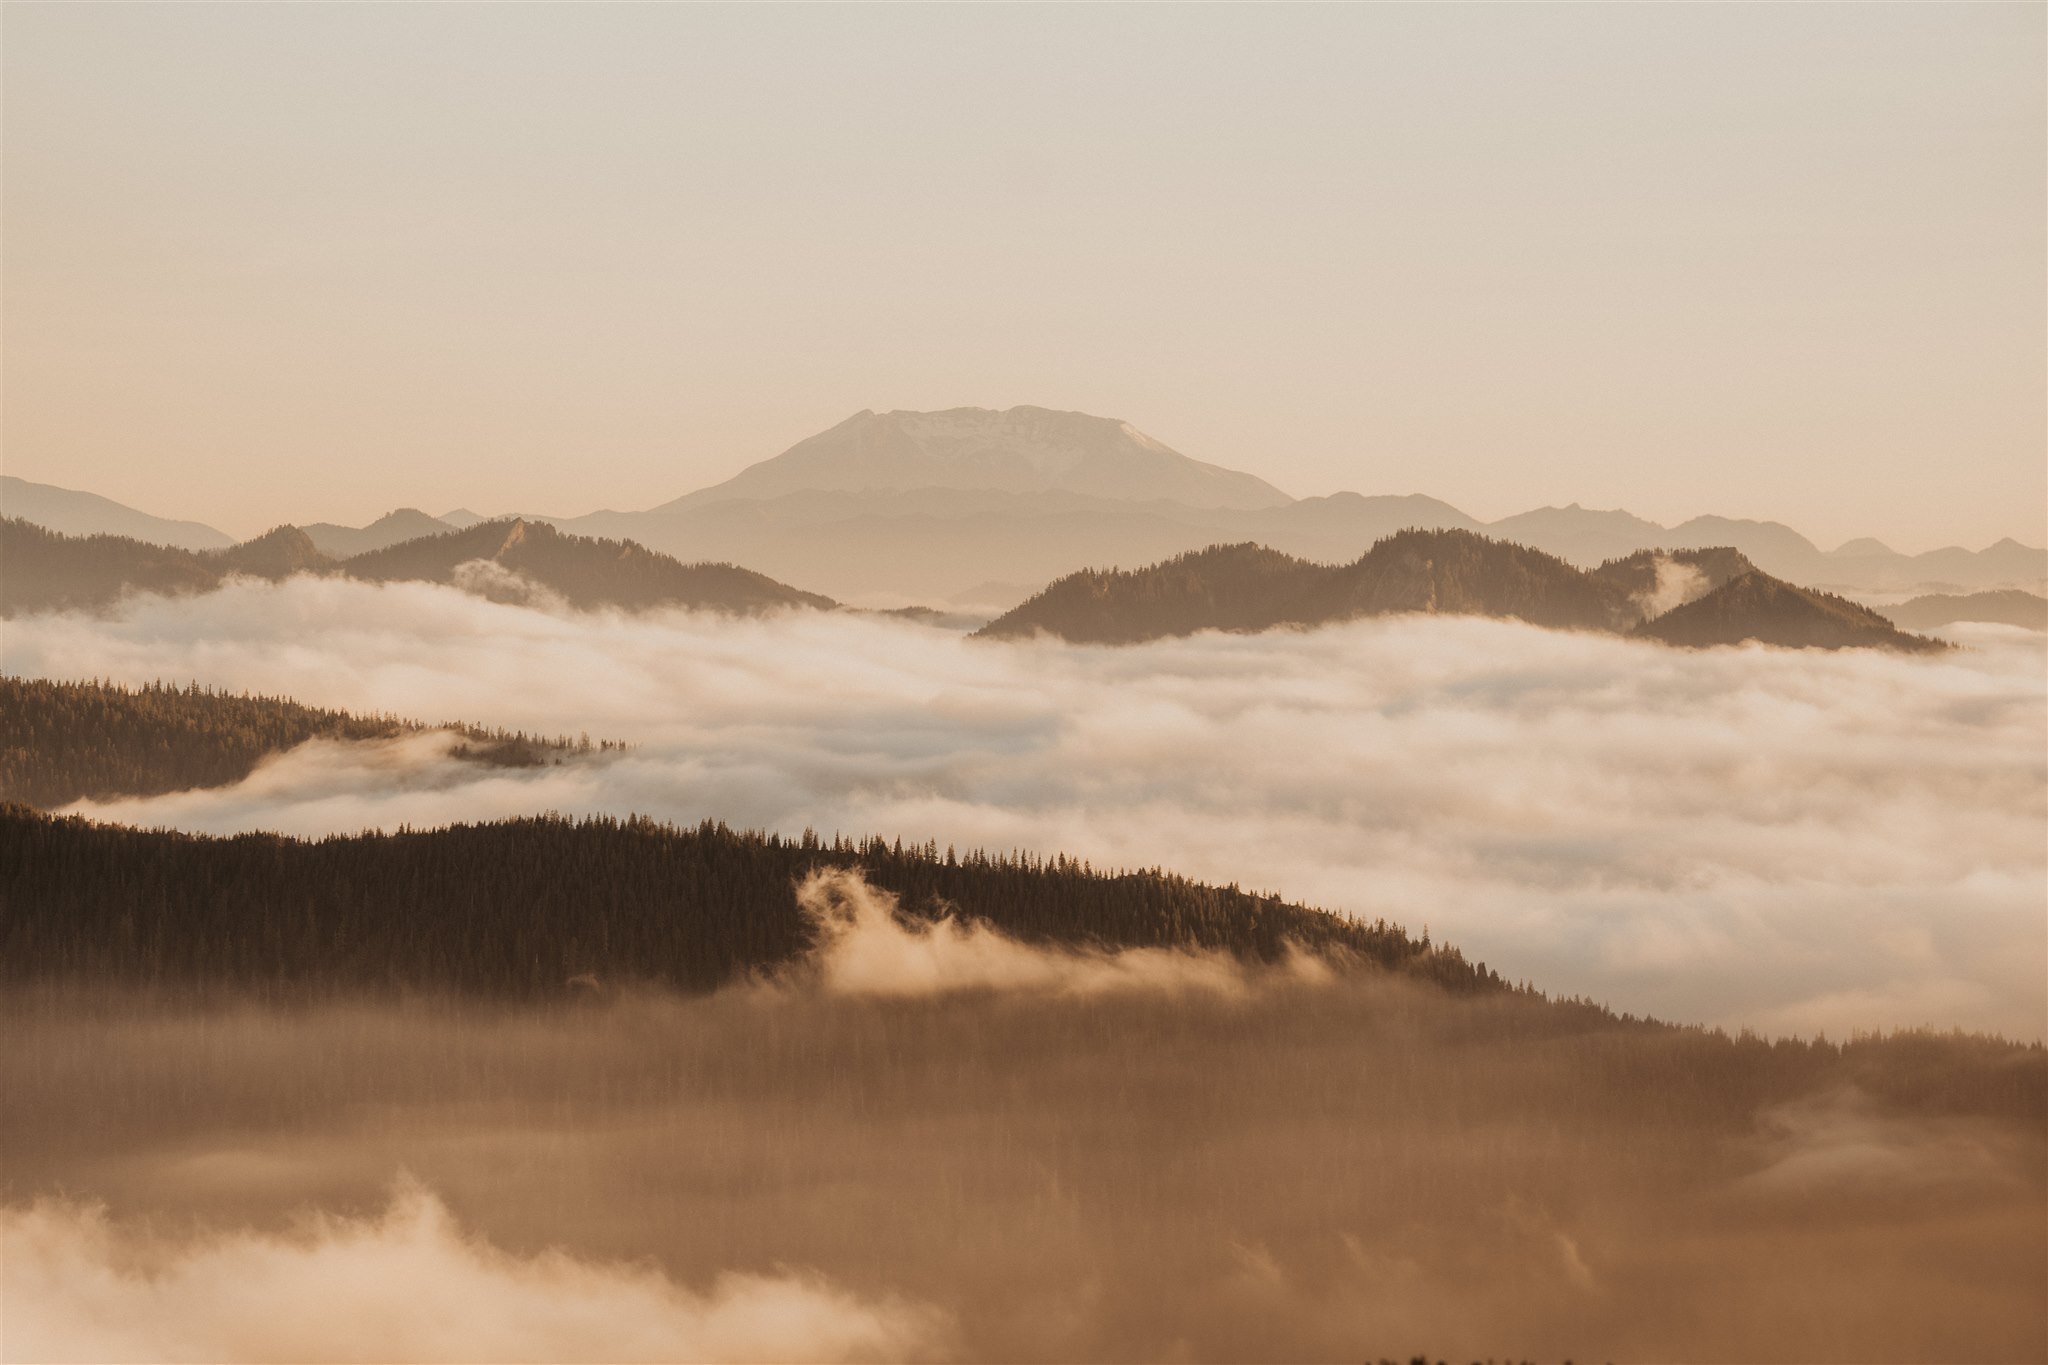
[5,1183,946,1364]
[4,979,2040,1364]
[6,577,2043,1035]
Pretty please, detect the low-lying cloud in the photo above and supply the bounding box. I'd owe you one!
[3,1180,948,1365]
[6,576,2043,1035]
[791,867,1299,999]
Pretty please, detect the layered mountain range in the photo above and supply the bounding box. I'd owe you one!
[9,407,2041,609]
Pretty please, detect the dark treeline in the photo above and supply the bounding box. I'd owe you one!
[0,515,836,617]
[0,805,1493,997]
[0,676,617,808]
[975,529,1944,652]
[1639,572,1949,653]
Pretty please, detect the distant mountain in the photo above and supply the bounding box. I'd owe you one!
[977,530,1641,644]
[214,525,330,580]
[19,417,2042,607]
[525,419,2040,605]
[341,519,837,613]
[301,508,453,558]
[0,475,231,551]
[1589,547,1757,615]
[0,518,225,614]
[976,531,1938,653]
[1636,574,1946,653]
[1883,589,2048,632]
[0,517,835,618]
[1487,504,1671,566]
[661,406,1294,512]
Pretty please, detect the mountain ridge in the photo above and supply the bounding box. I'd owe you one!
[0,517,836,618]
[659,405,1294,512]
[974,531,1940,653]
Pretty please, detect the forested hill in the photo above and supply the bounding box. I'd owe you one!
[1637,574,1949,653]
[0,518,222,614]
[0,806,1494,998]
[974,530,1939,652]
[974,532,1625,644]
[0,516,837,616]
[1885,588,2048,632]
[0,676,614,808]
[339,519,837,612]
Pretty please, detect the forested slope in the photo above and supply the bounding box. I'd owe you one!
[0,807,1491,997]
[0,676,609,808]
[1636,574,1948,652]
[976,529,1945,653]
[0,517,836,617]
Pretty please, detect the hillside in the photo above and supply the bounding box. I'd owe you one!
[980,529,1654,643]
[1590,546,1757,605]
[1292,528,1628,630]
[0,806,1485,997]
[0,676,612,809]
[301,507,453,558]
[978,532,1952,654]
[0,475,231,551]
[0,518,227,614]
[339,519,838,612]
[664,406,1293,511]
[0,517,836,617]
[1635,573,1948,652]
[1884,589,2048,631]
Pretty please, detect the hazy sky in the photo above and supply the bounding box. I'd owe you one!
[4,4,2041,549]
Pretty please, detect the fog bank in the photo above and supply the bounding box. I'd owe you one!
[5,1181,946,1364]
[7,577,2043,1035]
[4,987,2041,1364]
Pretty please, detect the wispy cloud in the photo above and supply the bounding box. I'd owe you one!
[4,1179,949,1364]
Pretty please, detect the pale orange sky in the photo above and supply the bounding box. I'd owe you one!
[3,4,2042,551]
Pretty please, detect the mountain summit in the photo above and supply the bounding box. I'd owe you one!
[660,406,1294,511]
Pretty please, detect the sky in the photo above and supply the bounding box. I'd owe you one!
[3,3,2042,551]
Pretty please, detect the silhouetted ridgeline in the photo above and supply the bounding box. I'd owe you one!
[975,530,1945,652]
[1637,574,1947,653]
[0,806,1490,997]
[1885,588,2048,631]
[0,516,836,616]
[0,676,613,808]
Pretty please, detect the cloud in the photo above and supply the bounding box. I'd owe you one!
[788,866,1296,999]
[1631,554,1709,618]
[1735,1088,2031,1199]
[6,575,2044,1035]
[1,1180,949,1365]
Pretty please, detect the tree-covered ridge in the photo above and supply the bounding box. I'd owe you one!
[0,806,1494,998]
[1886,588,2048,631]
[0,676,615,809]
[974,531,1626,644]
[338,518,838,612]
[1588,545,1758,599]
[0,518,221,614]
[1638,573,1949,653]
[0,516,837,617]
[974,528,1945,652]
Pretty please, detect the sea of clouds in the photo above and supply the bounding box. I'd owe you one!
[5,575,2043,1036]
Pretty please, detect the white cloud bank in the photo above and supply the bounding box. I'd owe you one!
[6,578,2043,1036]
[791,866,1309,999]
[1,1180,948,1364]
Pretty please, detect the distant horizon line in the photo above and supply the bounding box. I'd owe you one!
[3,469,2041,561]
